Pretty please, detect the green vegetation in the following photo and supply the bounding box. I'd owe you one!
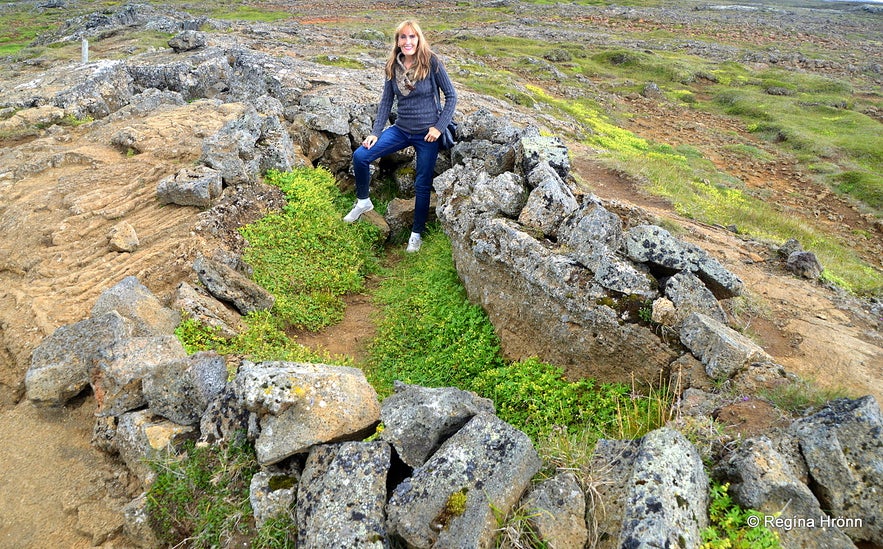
[147,438,258,547]
[367,229,672,441]
[146,437,295,548]
[240,168,383,331]
[758,378,856,417]
[701,482,780,549]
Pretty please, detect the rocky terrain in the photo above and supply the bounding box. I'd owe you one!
[0,0,881,547]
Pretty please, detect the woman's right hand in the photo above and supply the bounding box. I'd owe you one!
[362,135,378,149]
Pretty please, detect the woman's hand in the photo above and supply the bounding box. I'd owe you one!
[425,127,441,142]
[362,135,378,149]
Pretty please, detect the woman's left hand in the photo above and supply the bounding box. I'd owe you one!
[425,127,441,142]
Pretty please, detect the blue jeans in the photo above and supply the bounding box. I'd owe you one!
[352,125,440,234]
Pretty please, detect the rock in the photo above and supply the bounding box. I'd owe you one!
[385,196,432,240]
[91,335,189,417]
[559,200,623,272]
[386,412,541,549]
[662,271,728,325]
[518,134,570,180]
[122,493,162,549]
[716,436,856,549]
[777,237,803,258]
[115,409,197,483]
[379,381,496,468]
[450,139,517,177]
[250,469,299,529]
[296,442,390,548]
[617,427,708,549]
[234,361,380,465]
[143,351,227,425]
[90,276,180,337]
[53,60,134,119]
[518,161,579,237]
[471,171,527,217]
[193,254,274,315]
[168,30,207,52]
[522,472,588,549]
[108,221,140,252]
[586,439,641,549]
[786,250,823,279]
[623,225,743,298]
[171,281,242,338]
[26,312,131,406]
[199,385,258,444]
[679,312,771,380]
[156,166,223,208]
[790,396,883,545]
[436,207,678,385]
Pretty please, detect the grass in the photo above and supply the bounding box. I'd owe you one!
[240,168,384,331]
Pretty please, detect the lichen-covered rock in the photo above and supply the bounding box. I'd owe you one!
[115,409,197,483]
[296,442,390,548]
[386,412,541,549]
[250,469,299,529]
[143,351,227,425]
[617,427,708,549]
[624,224,742,298]
[791,396,883,545]
[171,281,242,338]
[379,381,495,468]
[518,161,578,237]
[91,336,189,417]
[522,472,588,549]
[680,312,771,380]
[716,436,856,549]
[235,361,380,465]
[663,271,727,325]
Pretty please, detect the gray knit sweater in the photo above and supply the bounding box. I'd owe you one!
[371,55,457,137]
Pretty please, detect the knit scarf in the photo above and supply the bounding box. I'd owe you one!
[395,53,417,96]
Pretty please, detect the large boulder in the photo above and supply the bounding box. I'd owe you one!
[234,361,380,465]
[790,396,883,545]
[90,276,180,337]
[296,442,390,548]
[379,381,495,468]
[717,436,856,548]
[26,312,131,406]
[386,412,541,549]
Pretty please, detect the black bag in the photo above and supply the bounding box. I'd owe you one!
[430,60,457,150]
[439,120,458,150]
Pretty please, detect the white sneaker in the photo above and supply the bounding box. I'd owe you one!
[343,200,373,223]
[406,233,423,253]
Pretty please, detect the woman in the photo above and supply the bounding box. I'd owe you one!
[345,20,457,253]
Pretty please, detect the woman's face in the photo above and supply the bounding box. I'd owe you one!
[398,26,419,58]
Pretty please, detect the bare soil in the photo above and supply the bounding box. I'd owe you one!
[0,2,881,547]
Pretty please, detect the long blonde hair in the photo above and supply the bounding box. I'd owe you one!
[384,20,433,81]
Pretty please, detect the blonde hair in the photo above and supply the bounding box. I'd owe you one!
[384,20,434,81]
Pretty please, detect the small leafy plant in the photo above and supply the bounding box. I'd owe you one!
[701,481,780,549]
